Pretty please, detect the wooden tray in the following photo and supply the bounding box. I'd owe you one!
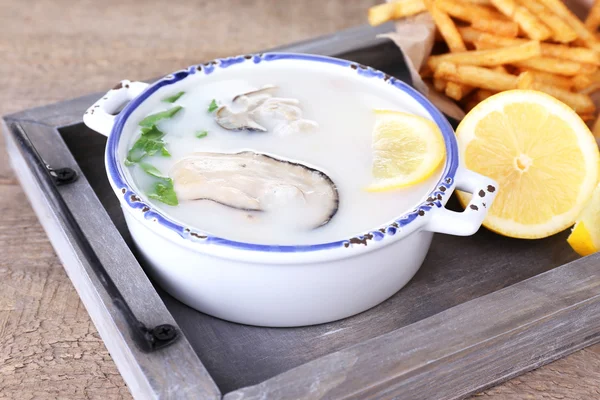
[3,22,600,400]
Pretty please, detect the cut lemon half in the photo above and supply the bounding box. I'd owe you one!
[366,110,445,192]
[567,182,600,256]
[456,90,599,239]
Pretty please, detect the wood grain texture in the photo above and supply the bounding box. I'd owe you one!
[4,118,221,399]
[1,0,599,399]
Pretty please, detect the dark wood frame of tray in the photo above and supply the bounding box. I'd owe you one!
[3,23,600,400]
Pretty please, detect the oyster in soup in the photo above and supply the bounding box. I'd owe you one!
[123,62,443,245]
[215,85,318,135]
[170,151,338,229]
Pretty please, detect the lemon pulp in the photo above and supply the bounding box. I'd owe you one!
[456,90,599,238]
[567,183,600,256]
[367,110,445,192]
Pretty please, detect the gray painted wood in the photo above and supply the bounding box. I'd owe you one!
[224,254,600,400]
[3,120,221,400]
[3,21,600,400]
[64,122,579,393]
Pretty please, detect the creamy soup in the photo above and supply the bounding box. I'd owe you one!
[121,61,443,245]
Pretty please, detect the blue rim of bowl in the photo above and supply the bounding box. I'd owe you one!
[106,52,459,253]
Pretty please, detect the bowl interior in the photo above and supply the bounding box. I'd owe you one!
[106,53,459,252]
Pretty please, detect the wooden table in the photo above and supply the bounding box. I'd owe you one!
[1,0,599,398]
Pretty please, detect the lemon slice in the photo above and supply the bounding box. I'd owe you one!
[456,90,599,239]
[567,183,600,256]
[366,110,445,192]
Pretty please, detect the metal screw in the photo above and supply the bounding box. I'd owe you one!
[151,324,177,341]
[52,167,77,185]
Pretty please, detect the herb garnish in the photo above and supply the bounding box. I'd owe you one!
[139,105,183,127]
[136,162,179,206]
[208,99,219,112]
[126,125,170,164]
[125,105,184,205]
[162,91,185,103]
[139,162,167,179]
[148,178,178,206]
[196,130,208,139]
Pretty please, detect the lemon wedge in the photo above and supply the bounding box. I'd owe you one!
[456,90,599,239]
[366,110,445,192]
[567,183,600,256]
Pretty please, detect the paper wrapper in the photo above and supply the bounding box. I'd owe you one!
[378,13,466,121]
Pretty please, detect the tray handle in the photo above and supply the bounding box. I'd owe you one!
[83,80,148,137]
[426,168,498,236]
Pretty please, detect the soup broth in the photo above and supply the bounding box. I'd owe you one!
[121,60,443,245]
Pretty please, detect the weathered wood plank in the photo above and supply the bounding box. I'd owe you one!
[224,253,600,399]
[3,120,221,399]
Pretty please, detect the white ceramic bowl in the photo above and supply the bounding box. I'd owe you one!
[83,53,497,327]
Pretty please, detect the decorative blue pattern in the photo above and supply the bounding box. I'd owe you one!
[105,53,459,253]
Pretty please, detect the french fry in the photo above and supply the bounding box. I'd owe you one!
[367,0,427,26]
[471,18,519,38]
[536,0,600,51]
[424,0,466,52]
[420,65,434,78]
[514,57,597,77]
[474,33,600,65]
[434,62,518,91]
[572,71,600,94]
[517,68,573,90]
[458,27,485,43]
[584,70,600,83]
[434,29,445,42]
[427,41,541,70]
[585,0,600,32]
[573,74,593,92]
[540,45,600,65]
[436,0,505,23]
[446,81,476,101]
[464,0,492,4]
[368,3,395,26]
[516,71,535,90]
[592,116,600,139]
[492,66,509,74]
[473,89,497,102]
[515,71,595,113]
[434,77,448,92]
[526,82,595,113]
[424,0,472,100]
[578,113,596,122]
[518,0,577,43]
[580,83,600,95]
[490,0,552,41]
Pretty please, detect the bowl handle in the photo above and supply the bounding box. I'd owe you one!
[425,168,498,236]
[83,80,149,137]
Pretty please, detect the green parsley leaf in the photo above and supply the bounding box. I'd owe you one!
[139,162,167,179]
[140,125,165,140]
[162,91,185,103]
[144,140,167,157]
[139,106,183,127]
[161,146,171,157]
[125,125,170,164]
[196,130,208,139]
[148,178,178,206]
[127,136,150,163]
[208,99,218,112]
